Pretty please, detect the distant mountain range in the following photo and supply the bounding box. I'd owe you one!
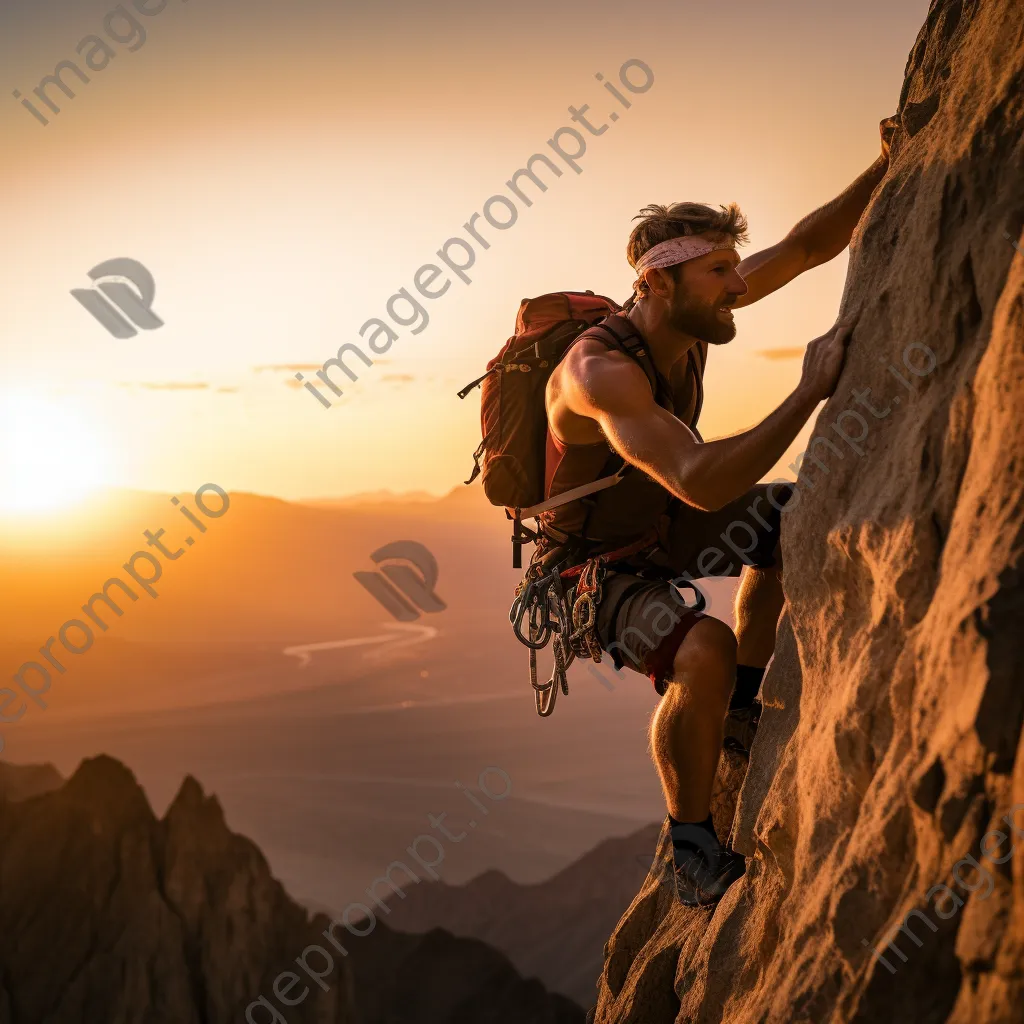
[381,822,663,1007]
[0,757,584,1024]
[0,485,736,1011]
[301,490,442,507]
[0,760,62,802]
[0,484,516,648]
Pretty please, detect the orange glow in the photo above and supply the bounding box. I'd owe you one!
[0,394,114,513]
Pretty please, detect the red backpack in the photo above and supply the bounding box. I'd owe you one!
[459,291,654,567]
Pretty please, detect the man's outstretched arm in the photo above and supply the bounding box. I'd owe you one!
[569,324,853,511]
[734,116,899,308]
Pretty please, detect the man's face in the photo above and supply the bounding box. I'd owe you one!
[667,244,748,344]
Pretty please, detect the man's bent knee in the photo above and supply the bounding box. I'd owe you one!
[680,616,738,660]
[668,617,737,699]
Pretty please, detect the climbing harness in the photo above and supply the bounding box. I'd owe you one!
[509,530,682,717]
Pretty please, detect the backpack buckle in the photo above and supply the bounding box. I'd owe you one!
[509,508,539,569]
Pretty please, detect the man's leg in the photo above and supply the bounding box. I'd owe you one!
[733,538,784,671]
[650,616,737,821]
[719,539,785,756]
[649,615,744,906]
[662,481,791,711]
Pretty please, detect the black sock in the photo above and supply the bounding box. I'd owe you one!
[668,812,717,856]
[730,664,765,711]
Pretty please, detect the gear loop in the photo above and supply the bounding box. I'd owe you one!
[513,537,647,717]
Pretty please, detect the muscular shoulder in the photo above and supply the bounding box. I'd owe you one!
[558,335,653,417]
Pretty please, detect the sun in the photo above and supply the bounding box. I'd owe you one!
[0,394,113,513]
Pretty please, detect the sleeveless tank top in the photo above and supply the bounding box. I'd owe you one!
[542,321,706,550]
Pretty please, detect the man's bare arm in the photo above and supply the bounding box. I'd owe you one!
[568,326,852,511]
[734,117,898,309]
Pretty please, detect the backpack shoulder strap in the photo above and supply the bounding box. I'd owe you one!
[584,315,673,410]
[525,316,656,542]
[688,342,706,438]
[518,320,644,523]
[520,317,670,533]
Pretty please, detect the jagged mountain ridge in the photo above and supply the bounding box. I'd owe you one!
[379,753,751,1010]
[592,1,1024,1022]
[0,756,351,1024]
[0,760,62,803]
[0,756,583,1024]
[381,822,662,1007]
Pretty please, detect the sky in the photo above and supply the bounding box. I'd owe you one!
[0,0,932,511]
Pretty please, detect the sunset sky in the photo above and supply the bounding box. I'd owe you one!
[1,0,930,513]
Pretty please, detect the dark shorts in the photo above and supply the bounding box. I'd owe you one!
[594,483,793,695]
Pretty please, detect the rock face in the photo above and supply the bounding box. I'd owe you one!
[0,756,582,1024]
[593,1,1024,1021]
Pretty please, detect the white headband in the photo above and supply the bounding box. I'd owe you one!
[633,236,737,276]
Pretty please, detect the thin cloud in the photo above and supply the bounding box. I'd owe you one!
[382,374,415,384]
[216,386,240,393]
[755,347,805,361]
[253,364,323,373]
[117,381,211,390]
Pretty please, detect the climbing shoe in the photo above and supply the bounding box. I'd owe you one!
[669,819,746,908]
[723,698,762,755]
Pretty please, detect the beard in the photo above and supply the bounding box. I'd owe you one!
[667,292,737,344]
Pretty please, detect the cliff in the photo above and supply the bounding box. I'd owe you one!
[0,756,582,1024]
[592,1,1024,1021]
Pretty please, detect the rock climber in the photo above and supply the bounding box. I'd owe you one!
[536,117,897,906]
